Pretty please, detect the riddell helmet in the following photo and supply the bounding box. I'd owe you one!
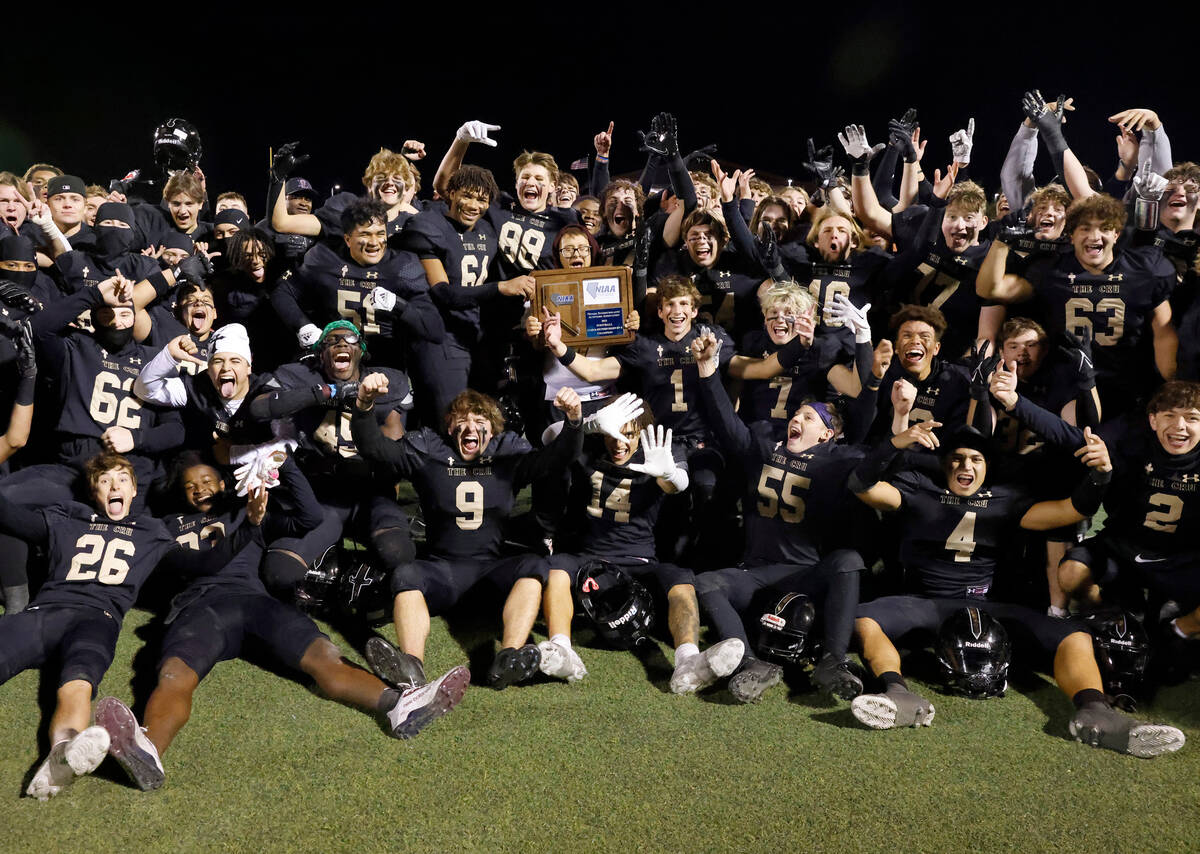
[756,592,816,664]
[936,607,1011,698]
[153,118,203,173]
[295,545,340,616]
[1087,610,1150,698]
[577,560,654,649]
[338,559,392,626]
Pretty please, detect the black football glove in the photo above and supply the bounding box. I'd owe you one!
[272,141,309,182]
[638,113,679,158]
[803,139,843,191]
[1021,90,1067,151]
[1057,329,1096,389]
[0,280,37,313]
[14,319,35,380]
[174,253,212,286]
[998,221,1035,246]
[888,108,919,162]
[968,340,1002,400]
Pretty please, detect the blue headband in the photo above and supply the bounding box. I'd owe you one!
[809,401,834,429]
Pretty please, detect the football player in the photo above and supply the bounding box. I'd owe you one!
[848,424,1185,757]
[690,302,876,703]
[93,452,467,792]
[0,453,177,800]
[351,381,584,691]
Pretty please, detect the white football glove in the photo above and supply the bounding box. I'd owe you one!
[456,120,501,147]
[298,323,322,347]
[371,286,397,312]
[829,294,872,344]
[583,392,645,442]
[627,425,675,478]
[949,118,975,164]
[1134,161,1168,201]
[837,124,874,160]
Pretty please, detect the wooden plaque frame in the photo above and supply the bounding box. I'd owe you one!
[531,266,634,347]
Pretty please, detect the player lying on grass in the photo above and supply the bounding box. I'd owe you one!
[94,452,468,792]
[848,423,1185,757]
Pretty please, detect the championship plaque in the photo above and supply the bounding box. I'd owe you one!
[531,266,634,347]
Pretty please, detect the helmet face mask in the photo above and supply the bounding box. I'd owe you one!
[936,607,1011,698]
[756,592,817,665]
[576,560,654,649]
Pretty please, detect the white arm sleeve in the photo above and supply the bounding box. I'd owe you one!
[133,345,189,407]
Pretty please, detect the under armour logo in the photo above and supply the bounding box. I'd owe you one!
[1107,274,1124,282]
[1182,474,1200,483]
[366,271,378,279]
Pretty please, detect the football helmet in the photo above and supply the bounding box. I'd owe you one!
[1087,610,1150,698]
[338,558,392,626]
[295,545,340,616]
[153,118,202,174]
[756,592,816,664]
[936,607,1010,698]
[576,560,653,648]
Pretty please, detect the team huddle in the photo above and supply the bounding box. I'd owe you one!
[2,94,1198,800]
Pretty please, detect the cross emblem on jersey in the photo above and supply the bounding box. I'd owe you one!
[340,265,348,277]
[1145,463,1154,474]
[82,266,90,277]
[1067,273,1077,284]
[447,456,456,465]
[657,345,664,358]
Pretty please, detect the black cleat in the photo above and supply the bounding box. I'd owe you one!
[487,644,541,689]
[1069,704,1185,758]
[365,636,427,689]
[812,653,864,700]
[728,658,783,704]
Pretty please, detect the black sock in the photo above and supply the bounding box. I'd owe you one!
[881,671,907,691]
[2,583,29,613]
[1072,688,1109,710]
[377,688,401,713]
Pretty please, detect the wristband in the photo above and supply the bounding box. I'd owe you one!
[557,346,577,367]
[596,155,609,164]
[1070,466,1111,517]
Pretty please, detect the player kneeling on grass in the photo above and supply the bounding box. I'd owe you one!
[95,453,467,792]
[848,423,1185,758]
[351,378,584,692]
[538,392,744,688]
[0,453,178,801]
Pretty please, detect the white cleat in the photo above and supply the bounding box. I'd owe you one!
[387,666,470,738]
[670,638,745,694]
[537,640,587,683]
[851,689,935,730]
[26,726,111,802]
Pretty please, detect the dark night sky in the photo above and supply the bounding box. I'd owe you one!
[3,7,1195,212]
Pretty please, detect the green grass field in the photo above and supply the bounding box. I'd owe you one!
[2,600,1198,854]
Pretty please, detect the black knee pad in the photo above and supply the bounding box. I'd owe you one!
[373,527,416,570]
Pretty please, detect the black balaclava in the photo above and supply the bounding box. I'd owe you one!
[93,202,139,260]
[0,235,38,288]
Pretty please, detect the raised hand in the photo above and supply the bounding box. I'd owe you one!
[830,294,871,343]
[168,334,207,367]
[594,121,614,157]
[804,139,842,190]
[638,112,679,157]
[837,125,885,173]
[967,339,1001,398]
[1134,160,1168,201]
[401,140,427,161]
[456,120,501,147]
[1108,107,1162,133]
[949,118,975,165]
[585,392,645,442]
[627,425,677,477]
[1056,329,1095,387]
[356,371,390,410]
[931,163,961,199]
[1074,426,1112,471]
[872,339,894,379]
[891,378,917,416]
[271,141,309,181]
[989,359,1019,410]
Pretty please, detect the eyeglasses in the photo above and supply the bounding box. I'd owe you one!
[323,333,360,347]
[559,246,590,258]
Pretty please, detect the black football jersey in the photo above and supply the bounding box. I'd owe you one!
[737,328,855,439]
[873,358,971,439]
[1021,246,1174,381]
[803,250,891,330]
[399,205,498,336]
[35,502,174,618]
[892,471,1035,598]
[573,441,686,560]
[614,326,735,441]
[487,198,577,276]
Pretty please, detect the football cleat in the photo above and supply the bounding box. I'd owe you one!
[1069,705,1185,758]
[728,657,783,704]
[365,636,427,689]
[95,696,165,791]
[386,666,470,739]
[851,687,935,729]
[487,644,541,690]
[669,638,744,694]
[537,640,587,683]
[812,653,864,700]
[26,726,111,801]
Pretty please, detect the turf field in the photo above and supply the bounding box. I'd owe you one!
[2,598,1198,854]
